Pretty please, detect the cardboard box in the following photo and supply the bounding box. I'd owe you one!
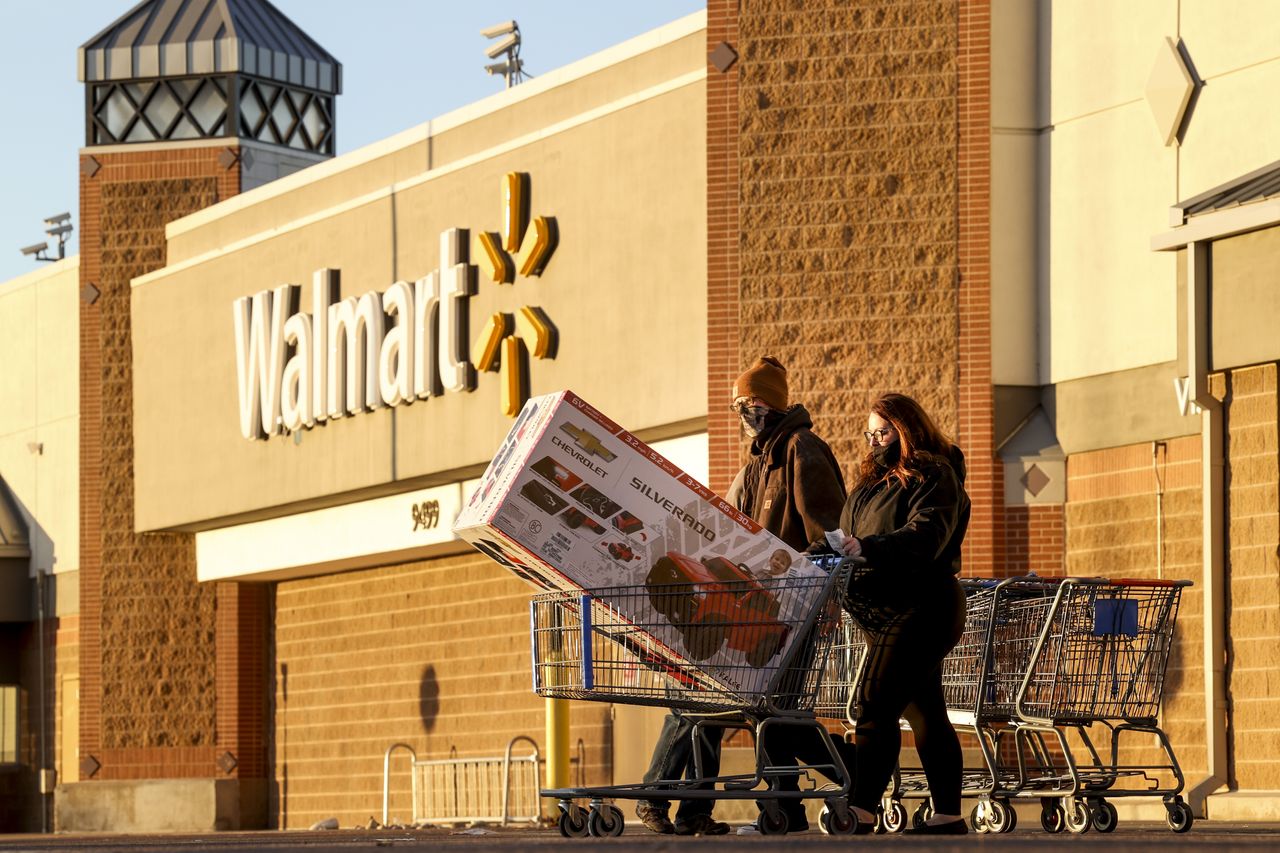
[453,390,830,697]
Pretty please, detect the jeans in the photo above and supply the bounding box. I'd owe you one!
[755,724,856,824]
[638,712,725,820]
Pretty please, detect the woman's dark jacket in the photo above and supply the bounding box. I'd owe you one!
[727,404,847,552]
[840,446,970,587]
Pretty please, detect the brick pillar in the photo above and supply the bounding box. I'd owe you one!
[957,0,1002,574]
[707,0,742,496]
[215,582,270,780]
[78,146,262,784]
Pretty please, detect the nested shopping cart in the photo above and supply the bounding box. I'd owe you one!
[1008,576,1194,834]
[822,575,1194,836]
[530,559,855,837]
[815,576,1014,834]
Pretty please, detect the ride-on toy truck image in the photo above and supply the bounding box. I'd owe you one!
[645,551,790,667]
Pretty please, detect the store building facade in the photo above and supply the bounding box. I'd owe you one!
[2,0,1279,833]
[703,0,1280,822]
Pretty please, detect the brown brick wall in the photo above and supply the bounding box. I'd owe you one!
[1066,435,1206,783]
[714,0,962,498]
[1003,504,1064,576]
[1222,364,1280,789]
[956,0,1001,575]
[79,146,251,781]
[55,614,79,786]
[271,553,610,830]
[707,0,741,496]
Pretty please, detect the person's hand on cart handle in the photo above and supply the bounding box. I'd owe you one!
[839,535,862,559]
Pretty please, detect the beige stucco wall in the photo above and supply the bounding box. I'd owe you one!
[1178,0,1280,195]
[1041,0,1182,385]
[0,256,80,575]
[1041,0,1280,388]
[990,0,1041,388]
[131,16,707,533]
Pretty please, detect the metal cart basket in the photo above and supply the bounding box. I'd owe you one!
[530,558,856,837]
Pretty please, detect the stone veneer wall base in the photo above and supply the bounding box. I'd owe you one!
[55,778,266,831]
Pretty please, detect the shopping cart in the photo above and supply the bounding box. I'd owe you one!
[530,559,854,837]
[826,575,1193,836]
[826,576,1024,834]
[1008,577,1194,834]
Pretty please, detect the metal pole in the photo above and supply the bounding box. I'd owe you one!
[545,698,569,789]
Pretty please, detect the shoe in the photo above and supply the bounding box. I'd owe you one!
[674,814,730,836]
[635,804,674,835]
[736,823,760,835]
[904,818,969,835]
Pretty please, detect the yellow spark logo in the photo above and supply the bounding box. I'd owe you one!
[470,172,559,416]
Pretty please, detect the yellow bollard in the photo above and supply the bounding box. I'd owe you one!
[545,697,570,789]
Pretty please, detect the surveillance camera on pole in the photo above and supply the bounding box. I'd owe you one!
[481,20,525,89]
[19,212,74,263]
[480,20,517,39]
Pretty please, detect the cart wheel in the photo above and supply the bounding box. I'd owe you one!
[758,807,789,836]
[881,800,907,833]
[587,805,624,838]
[819,805,856,835]
[1002,800,1018,833]
[1091,799,1118,833]
[1063,798,1092,834]
[911,800,933,829]
[970,804,989,834]
[1040,803,1065,834]
[685,617,727,661]
[1165,799,1194,833]
[983,799,1013,829]
[558,806,590,838]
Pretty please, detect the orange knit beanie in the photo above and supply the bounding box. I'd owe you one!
[732,356,788,411]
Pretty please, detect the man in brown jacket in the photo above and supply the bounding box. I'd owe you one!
[636,356,847,836]
[728,356,847,553]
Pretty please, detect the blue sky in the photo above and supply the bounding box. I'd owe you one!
[0,0,705,284]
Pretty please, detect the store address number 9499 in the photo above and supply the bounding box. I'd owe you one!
[412,500,441,531]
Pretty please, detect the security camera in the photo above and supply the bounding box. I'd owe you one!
[480,20,517,39]
[485,34,519,59]
[21,242,48,256]
[483,59,519,75]
[46,224,73,237]
[44,212,71,226]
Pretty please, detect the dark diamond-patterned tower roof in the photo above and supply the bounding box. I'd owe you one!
[78,0,341,94]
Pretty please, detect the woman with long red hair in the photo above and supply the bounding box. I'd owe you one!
[833,392,970,834]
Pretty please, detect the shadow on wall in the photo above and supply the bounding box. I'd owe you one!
[419,665,439,733]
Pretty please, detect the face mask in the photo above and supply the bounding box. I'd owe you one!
[871,441,901,468]
[740,407,773,437]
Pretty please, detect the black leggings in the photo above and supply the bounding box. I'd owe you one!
[851,576,966,815]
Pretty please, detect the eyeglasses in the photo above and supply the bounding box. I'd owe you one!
[729,399,765,415]
[864,428,895,444]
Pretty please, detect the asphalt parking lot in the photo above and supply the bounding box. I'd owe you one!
[3,822,1280,853]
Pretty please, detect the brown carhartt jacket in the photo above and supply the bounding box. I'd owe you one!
[727,405,847,551]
